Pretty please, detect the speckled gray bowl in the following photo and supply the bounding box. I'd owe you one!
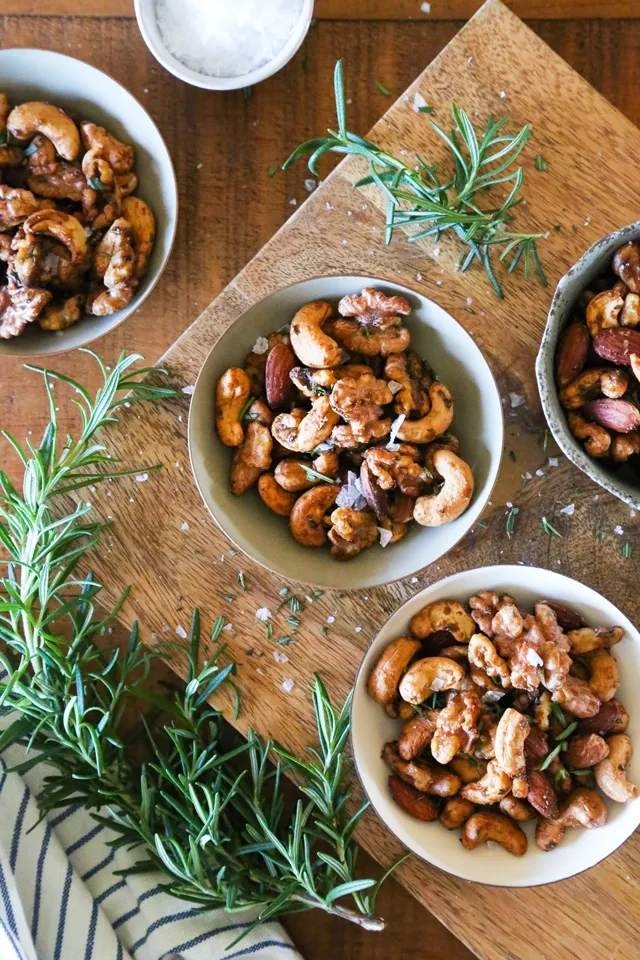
[536,220,640,510]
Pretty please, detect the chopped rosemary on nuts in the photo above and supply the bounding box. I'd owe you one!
[539,743,563,771]
[554,720,578,742]
[551,702,567,727]
[301,465,340,484]
[239,394,256,421]
[285,60,547,299]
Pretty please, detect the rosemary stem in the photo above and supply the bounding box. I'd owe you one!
[291,894,386,931]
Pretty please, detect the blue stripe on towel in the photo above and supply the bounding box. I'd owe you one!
[31,821,51,940]
[52,862,73,960]
[9,785,29,872]
[0,861,18,936]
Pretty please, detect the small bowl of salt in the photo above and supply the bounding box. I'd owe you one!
[135,0,314,91]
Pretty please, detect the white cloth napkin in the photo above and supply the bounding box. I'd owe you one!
[0,742,303,960]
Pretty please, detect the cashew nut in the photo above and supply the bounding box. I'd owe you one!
[409,600,475,644]
[272,396,340,453]
[467,633,511,687]
[289,301,346,368]
[289,484,338,547]
[567,412,611,458]
[460,759,512,804]
[499,796,537,821]
[585,288,624,337]
[397,711,437,758]
[230,421,272,495]
[595,734,639,802]
[449,755,487,784]
[85,281,135,316]
[462,812,527,856]
[382,742,461,796]
[568,626,623,654]
[613,241,640,293]
[92,218,135,288]
[257,473,298,516]
[8,102,81,161]
[121,196,155,279]
[620,292,640,327]
[494,708,530,778]
[215,367,251,447]
[552,676,601,718]
[23,209,87,264]
[537,787,608,851]
[586,648,619,702]
[440,797,476,829]
[560,368,629,409]
[413,449,474,527]
[39,293,84,331]
[398,656,465,704]
[535,818,566,852]
[612,432,640,462]
[395,382,454,443]
[79,121,134,174]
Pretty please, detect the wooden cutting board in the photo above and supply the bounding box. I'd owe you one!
[87,2,640,957]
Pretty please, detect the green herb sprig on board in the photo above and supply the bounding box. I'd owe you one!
[285,60,547,298]
[0,353,398,942]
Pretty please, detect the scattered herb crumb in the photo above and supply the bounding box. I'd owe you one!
[572,225,578,234]
[477,520,488,528]
[375,79,392,96]
[623,542,632,559]
[224,593,235,602]
[506,506,519,538]
[275,636,295,646]
[534,154,548,171]
[418,104,434,114]
[541,429,549,452]
[265,622,273,640]
[279,586,289,597]
[267,164,278,178]
[245,647,254,657]
[541,516,562,537]
[553,224,562,232]
[508,450,517,463]
[286,616,301,632]
[321,625,329,636]
[237,571,247,592]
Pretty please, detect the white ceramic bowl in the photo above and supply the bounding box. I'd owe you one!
[134,0,314,91]
[351,565,640,886]
[0,48,177,357]
[188,276,503,590]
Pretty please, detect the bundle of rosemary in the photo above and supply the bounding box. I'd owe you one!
[285,60,547,298]
[0,351,396,942]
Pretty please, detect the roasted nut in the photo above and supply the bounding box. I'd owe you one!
[535,818,565,852]
[561,787,607,828]
[230,422,272,495]
[359,460,388,520]
[582,398,640,433]
[93,217,135,287]
[274,458,318,491]
[553,676,601,718]
[385,351,427,416]
[495,708,530,778]
[542,601,586,632]
[461,759,512,804]
[585,288,624,337]
[566,733,610,769]
[327,506,378,560]
[534,691,552,731]
[449,755,487,784]
[593,326,640,365]
[330,317,410,356]
[467,634,511,687]
[586,648,619,702]
[289,484,338,547]
[265,341,296,410]
[567,413,611,458]
[440,797,475,829]
[525,726,549,760]
[80,121,134,174]
[0,285,52,339]
[394,383,454,444]
[272,396,340,453]
[39,293,84,331]
[413,450,474,527]
[8,102,80,160]
[398,657,465,704]
[382,742,461,796]
[290,301,347,368]
[338,287,411,324]
[555,322,591,386]
[257,473,298,516]
[85,281,135,316]
[595,734,639,802]
[24,209,87,264]
[216,367,251,447]
[559,367,628,409]
[526,768,558,819]
[579,698,629,736]
[462,812,527,856]
[363,445,427,497]
[621,292,640,327]
[613,241,640,292]
[612,432,640,461]
[398,711,437,759]
[409,600,475,644]
[0,185,39,229]
[388,775,440,821]
[569,627,623,659]
[499,796,536,822]
[329,374,393,425]
[120,196,155,279]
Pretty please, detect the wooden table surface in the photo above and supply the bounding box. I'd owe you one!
[2,2,640,958]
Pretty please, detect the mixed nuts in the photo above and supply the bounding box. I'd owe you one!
[215,288,475,560]
[555,241,640,465]
[368,593,637,856]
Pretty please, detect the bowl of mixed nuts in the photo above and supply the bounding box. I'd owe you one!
[536,221,640,508]
[188,276,503,589]
[351,565,640,885]
[0,48,177,355]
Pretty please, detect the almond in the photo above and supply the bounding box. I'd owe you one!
[542,600,586,632]
[582,398,640,433]
[555,323,590,387]
[593,326,640,366]
[265,342,296,410]
[526,768,558,820]
[388,774,440,821]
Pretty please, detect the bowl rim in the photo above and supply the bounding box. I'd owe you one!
[350,563,640,887]
[187,272,504,589]
[133,0,315,92]
[0,47,178,358]
[535,219,640,510]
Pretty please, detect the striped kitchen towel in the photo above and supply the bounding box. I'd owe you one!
[0,742,303,960]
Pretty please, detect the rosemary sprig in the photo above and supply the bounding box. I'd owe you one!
[285,60,547,298]
[302,465,340,484]
[0,355,397,939]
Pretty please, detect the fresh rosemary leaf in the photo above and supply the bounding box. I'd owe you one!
[623,542,632,559]
[301,465,339,484]
[375,80,392,96]
[555,720,578,742]
[267,164,278,177]
[505,505,519,538]
[541,516,562,537]
[539,743,562,771]
[551,702,567,727]
[534,154,548,171]
[418,105,434,114]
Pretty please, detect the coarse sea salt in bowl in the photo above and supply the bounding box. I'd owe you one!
[134,0,314,91]
[188,275,503,591]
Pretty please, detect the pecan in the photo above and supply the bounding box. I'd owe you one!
[555,322,590,387]
[265,342,296,409]
[582,398,640,433]
[593,326,640,365]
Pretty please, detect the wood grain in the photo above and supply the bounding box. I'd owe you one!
[7,0,640,18]
[3,4,640,960]
[63,3,640,959]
